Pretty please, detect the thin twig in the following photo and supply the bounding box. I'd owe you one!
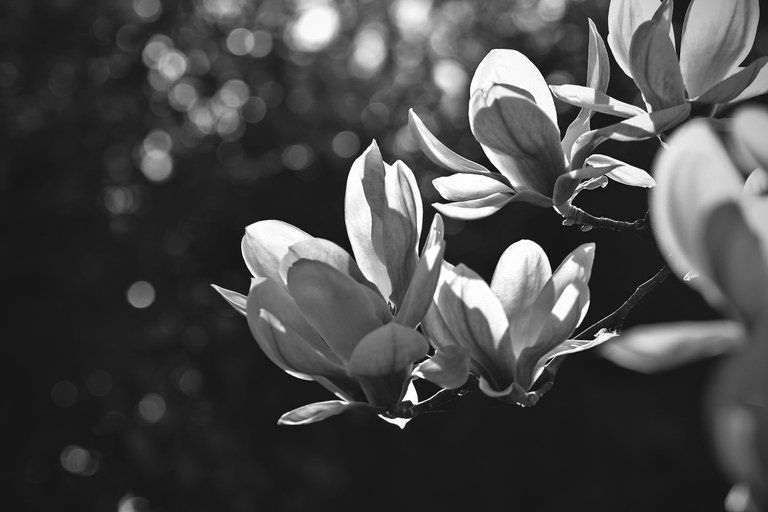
[411,376,478,416]
[576,265,671,340]
[565,206,649,234]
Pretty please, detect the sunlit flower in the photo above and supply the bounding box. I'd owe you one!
[213,142,445,426]
[600,107,768,507]
[552,0,766,138]
[410,27,654,220]
[416,239,607,405]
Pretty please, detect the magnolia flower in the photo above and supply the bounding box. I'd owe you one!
[410,28,655,221]
[552,0,767,139]
[213,142,446,426]
[416,239,609,405]
[600,108,768,507]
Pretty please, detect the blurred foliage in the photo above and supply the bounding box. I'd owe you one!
[4,0,768,510]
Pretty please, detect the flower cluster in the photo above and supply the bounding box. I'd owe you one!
[215,0,768,507]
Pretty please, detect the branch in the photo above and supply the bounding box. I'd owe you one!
[577,265,671,340]
[564,206,649,234]
[410,376,479,417]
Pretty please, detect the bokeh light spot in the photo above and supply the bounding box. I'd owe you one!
[250,30,273,58]
[60,445,98,476]
[332,131,360,158]
[282,144,314,170]
[241,96,266,123]
[158,50,188,82]
[133,0,162,21]
[433,59,467,96]
[118,495,150,512]
[126,281,156,309]
[179,369,204,397]
[226,28,255,55]
[350,25,387,79]
[169,81,199,111]
[51,380,78,408]
[137,393,166,424]
[287,2,341,53]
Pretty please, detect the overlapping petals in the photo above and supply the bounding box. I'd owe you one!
[600,107,768,505]
[213,142,446,426]
[418,239,607,404]
[411,29,653,220]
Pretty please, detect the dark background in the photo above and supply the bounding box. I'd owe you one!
[4,0,767,510]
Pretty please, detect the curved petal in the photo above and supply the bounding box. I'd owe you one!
[629,15,686,111]
[679,0,759,98]
[241,220,312,282]
[694,57,768,105]
[286,259,386,361]
[726,63,768,105]
[277,400,371,425]
[470,86,566,197]
[513,244,595,388]
[247,277,345,378]
[470,49,558,126]
[281,241,393,326]
[553,162,623,207]
[550,85,647,119]
[432,173,514,202]
[600,321,745,373]
[734,107,768,174]
[744,170,768,196]
[432,193,514,220]
[703,202,768,328]
[490,239,552,322]
[347,322,429,377]
[347,323,429,407]
[586,17,612,94]
[421,213,445,256]
[608,0,670,79]
[279,237,378,293]
[408,109,492,175]
[395,242,446,328]
[211,284,247,316]
[345,142,422,308]
[435,264,514,390]
[585,154,655,188]
[413,344,471,389]
[650,119,745,304]
[570,103,691,170]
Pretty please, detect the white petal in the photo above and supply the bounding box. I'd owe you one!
[600,321,745,373]
[278,400,367,425]
[211,284,247,316]
[470,49,557,126]
[585,154,655,188]
[435,264,514,390]
[679,0,759,98]
[608,0,669,79]
[408,109,492,175]
[550,85,646,119]
[650,119,745,301]
[345,141,422,307]
[629,16,686,111]
[470,86,566,197]
[432,173,514,202]
[241,220,312,282]
[490,239,552,322]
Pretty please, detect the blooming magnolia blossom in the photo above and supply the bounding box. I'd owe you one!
[213,142,446,426]
[416,239,610,405]
[410,27,654,221]
[552,0,767,140]
[600,108,768,506]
